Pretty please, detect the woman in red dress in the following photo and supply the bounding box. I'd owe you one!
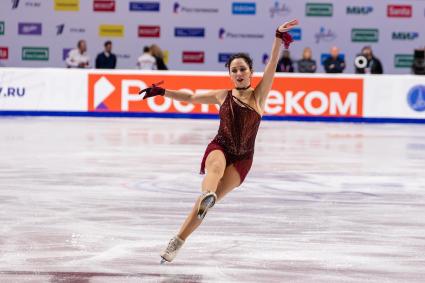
[139,19,299,263]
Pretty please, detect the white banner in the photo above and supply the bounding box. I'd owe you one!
[0,68,87,110]
[364,76,425,118]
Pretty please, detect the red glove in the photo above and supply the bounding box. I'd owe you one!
[275,29,294,49]
[139,81,165,99]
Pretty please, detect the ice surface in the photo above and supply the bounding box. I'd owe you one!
[0,117,424,282]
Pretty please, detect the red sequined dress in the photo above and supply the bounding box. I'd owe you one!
[200,90,262,183]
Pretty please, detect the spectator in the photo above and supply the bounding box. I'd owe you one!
[150,44,168,70]
[323,46,345,73]
[137,46,157,70]
[276,50,294,72]
[412,48,425,75]
[354,46,383,74]
[297,47,316,73]
[95,41,117,69]
[66,40,90,68]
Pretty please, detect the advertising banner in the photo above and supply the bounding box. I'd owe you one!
[0,68,424,122]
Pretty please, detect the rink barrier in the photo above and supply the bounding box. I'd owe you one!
[1,111,424,124]
[0,68,424,124]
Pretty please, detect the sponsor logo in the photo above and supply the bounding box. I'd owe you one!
[266,77,362,117]
[99,25,124,37]
[0,22,4,35]
[320,53,345,65]
[218,53,234,63]
[62,48,72,60]
[270,1,290,18]
[394,54,413,68]
[56,24,65,35]
[11,0,41,9]
[306,3,333,17]
[0,86,26,97]
[94,0,115,12]
[219,28,225,39]
[262,53,269,65]
[22,47,49,60]
[315,27,336,43]
[392,32,419,40]
[87,75,218,113]
[18,22,42,35]
[182,51,204,63]
[24,1,41,8]
[56,24,85,35]
[175,27,205,38]
[54,0,79,11]
[69,27,85,33]
[12,0,20,9]
[138,25,160,37]
[288,28,302,40]
[129,1,160,12]
[232,2,256,15]
[116,54,131,60]
[87,74,363,117]
[0,47,8,59]
[173,2,218,14]
[407,85,425,112]
[387,5,412,18]
[346,6,373,15]
[351,28,379,42]
[218,28,263,39]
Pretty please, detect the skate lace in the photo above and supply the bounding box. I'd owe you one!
[166,238,179,253]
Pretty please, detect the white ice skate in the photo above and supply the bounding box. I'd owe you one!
[160,235,185,264]
[197,191,217,220]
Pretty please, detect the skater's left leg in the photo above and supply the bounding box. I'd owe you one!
[176,165,240,241]
[176,150,226,241]
[161,165,241,263]
[215,165,241,202]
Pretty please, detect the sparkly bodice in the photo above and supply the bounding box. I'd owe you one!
[212,90,261,157]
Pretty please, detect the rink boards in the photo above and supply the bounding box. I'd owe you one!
[0,68,424,123]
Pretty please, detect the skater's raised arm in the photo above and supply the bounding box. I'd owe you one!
[164,89,227,105]
[254,19,298,110]
[139,82,227,105]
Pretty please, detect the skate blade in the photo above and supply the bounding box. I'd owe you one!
[197,196,214,220]
[160,257,168,264]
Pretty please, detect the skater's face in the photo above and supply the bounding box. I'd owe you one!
[229,58,252,89]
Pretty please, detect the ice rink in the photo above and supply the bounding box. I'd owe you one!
[1,117,424,283]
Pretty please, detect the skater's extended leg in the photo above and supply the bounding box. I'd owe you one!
[160,155,242,263]
[177,150,226,240]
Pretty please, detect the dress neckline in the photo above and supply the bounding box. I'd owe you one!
[228,91,262,118]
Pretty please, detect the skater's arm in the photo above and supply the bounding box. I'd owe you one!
[140,81,227,104]
[164,89,227,105]
[255,19,298,110]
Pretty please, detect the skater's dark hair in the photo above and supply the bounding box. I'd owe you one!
[225,53,253,72]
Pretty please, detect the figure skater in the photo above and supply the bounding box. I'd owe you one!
[139,19,299,263]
